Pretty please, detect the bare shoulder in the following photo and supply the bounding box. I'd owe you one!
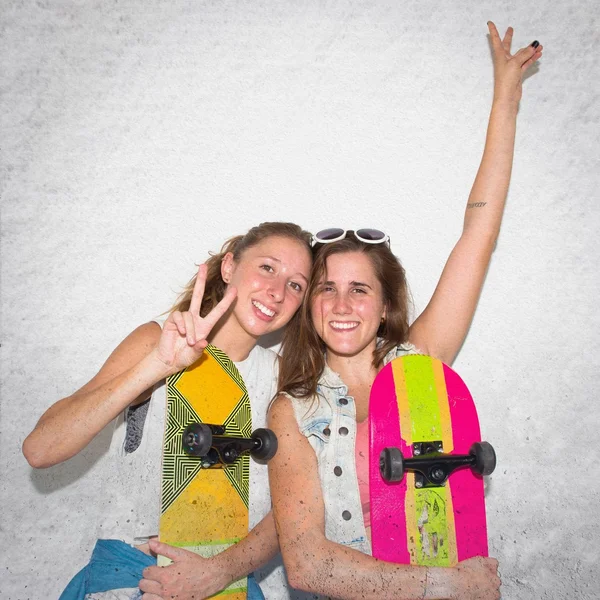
[268,393,296,424]
[99,320,163,372]
[96,321,162,369]
[74,321,162,397]
[116,321,162,353]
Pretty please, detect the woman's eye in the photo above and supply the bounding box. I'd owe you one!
[260,264,275,273]
[288,281,303,292]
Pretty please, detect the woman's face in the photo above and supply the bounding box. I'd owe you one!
[311,251,386,359]
[222,235,311,338]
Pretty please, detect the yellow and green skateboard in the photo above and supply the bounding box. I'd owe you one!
[159,345,277,599]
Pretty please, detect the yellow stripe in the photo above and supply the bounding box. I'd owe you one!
[404,473,419,563]
[392,359,412,446]
[391,360,418,562]
[431,358,457,564]
[431,358,453,452]
[445,485,458,565]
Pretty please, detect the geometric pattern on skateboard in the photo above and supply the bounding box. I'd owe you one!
[159,344,251,598]
[162,345,251,512]
[369,355,488,567]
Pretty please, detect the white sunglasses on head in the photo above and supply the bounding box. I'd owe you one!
[312,228,390,246]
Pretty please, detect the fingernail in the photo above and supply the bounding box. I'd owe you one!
[531,40,539,48]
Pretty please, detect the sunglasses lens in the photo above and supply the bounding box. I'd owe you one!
[315,228,345,242]
[356,228,386,241]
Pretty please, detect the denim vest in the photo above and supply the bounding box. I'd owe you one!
[288,344,417,556]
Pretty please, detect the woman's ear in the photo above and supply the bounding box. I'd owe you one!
[221,252,235,284]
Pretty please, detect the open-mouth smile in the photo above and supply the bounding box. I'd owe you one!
[329,321,359,331]
[252,300,276,320]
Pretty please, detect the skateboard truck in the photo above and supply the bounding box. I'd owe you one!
[182,423,278,467]
[380,441,496,488]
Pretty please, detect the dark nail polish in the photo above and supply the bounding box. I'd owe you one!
[531,40,540,48]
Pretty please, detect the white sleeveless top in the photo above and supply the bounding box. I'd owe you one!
[96,323,306,598]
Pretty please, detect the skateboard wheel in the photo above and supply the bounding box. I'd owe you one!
[251,428,278,461]
[470,441,496,476]
[182,423,212,457]
[380,447,404,482]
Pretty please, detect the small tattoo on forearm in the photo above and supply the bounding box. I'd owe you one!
[467,202,487,209]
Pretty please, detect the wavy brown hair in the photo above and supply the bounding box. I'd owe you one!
[278,234,411,399]
[169,222,312,317]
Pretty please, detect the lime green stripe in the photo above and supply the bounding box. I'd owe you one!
[404,356,443,441]
[402,356,454,566]
[414,487,453,566]
[167,537,242,549]
[216,588,248,596]
[216,580,247,593]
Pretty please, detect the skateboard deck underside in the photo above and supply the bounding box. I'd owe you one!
[159,345,251,598]
[369,355,488,566]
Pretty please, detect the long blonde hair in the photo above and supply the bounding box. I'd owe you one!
[170,222,312,318]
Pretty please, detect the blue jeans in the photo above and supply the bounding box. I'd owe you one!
[59,539,265,600]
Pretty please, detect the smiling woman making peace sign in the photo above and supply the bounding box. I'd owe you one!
[23,222,313,600]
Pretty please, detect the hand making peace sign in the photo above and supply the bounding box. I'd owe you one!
[155,264,238,373]
[488,21,543,104]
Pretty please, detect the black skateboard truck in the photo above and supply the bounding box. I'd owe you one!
[380,440,496,488]
[182,423,278,468]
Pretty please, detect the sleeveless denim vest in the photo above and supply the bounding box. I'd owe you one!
[288,344,417,556]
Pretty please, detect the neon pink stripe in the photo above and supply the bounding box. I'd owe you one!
[369,364,410,563]
[443,364,488,560]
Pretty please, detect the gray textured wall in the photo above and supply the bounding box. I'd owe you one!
[2,1,599,598]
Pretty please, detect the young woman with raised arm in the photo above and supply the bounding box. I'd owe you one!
[23,222,313,600]
[269,23,542,600]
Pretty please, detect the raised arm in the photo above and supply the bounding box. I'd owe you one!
[268,396,500,599]
[409,23,543,364]
[22,265,237,468]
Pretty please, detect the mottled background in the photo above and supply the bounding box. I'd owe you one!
[1,0,598,598]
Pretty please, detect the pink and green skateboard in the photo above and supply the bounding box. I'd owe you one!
[369,355,496,566]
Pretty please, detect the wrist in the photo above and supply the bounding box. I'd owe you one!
[491,96,520,113]
[211,551,242,590]
[422,566,455,599]
[142,348,179,380]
